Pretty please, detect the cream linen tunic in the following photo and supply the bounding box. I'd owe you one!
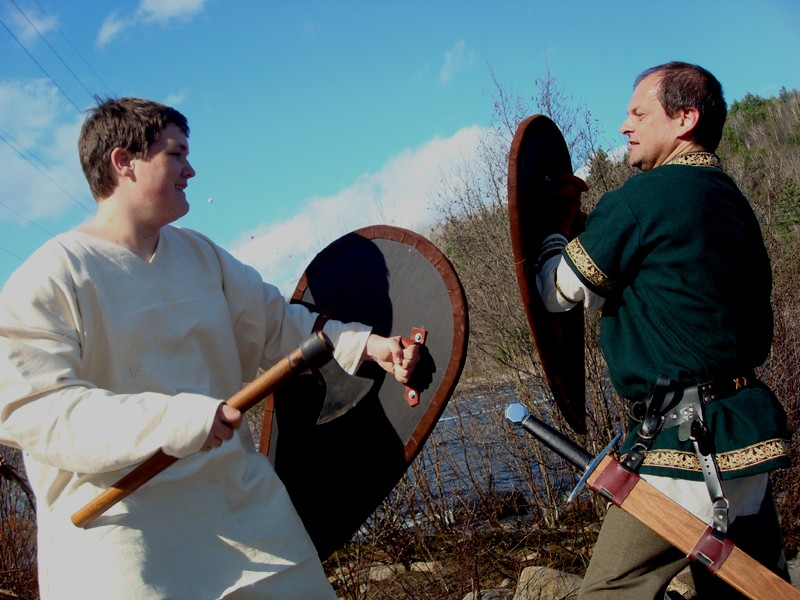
[0,226,370,599]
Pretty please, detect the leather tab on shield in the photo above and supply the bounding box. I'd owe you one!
[690,526,735,574]
[403,327,427,407]
[590,459,640,506]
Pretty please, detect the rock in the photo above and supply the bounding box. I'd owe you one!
[666,566,695,599]
[788,556,800,585]
[368,563,407,581]
[513,566,582,600]
[410,561,441,573]
[463,590,514,600]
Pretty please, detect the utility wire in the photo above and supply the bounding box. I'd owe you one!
[0,130,94,214]
[30,0,115,97]
[0,244,25,262]
[0,197,55,238]
[0,15,83,113]
[8,0,95,101]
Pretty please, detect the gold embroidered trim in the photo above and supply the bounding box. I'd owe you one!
[666,152,721,168]
[629,438,790,474]
[565,238,613,294]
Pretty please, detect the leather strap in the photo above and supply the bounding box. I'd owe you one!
[312,314,329,333]
[591,459,640,506]
[689,526,735,574]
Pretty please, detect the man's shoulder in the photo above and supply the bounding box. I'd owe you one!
[609,163,733,209]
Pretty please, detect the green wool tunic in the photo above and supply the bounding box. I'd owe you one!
[563,154,790,481]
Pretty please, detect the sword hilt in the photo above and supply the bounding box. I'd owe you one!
[506,402,621,502]
[506,403,592,470]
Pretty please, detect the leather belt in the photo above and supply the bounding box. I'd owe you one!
[629,375,753,423]
[622,374,755,539]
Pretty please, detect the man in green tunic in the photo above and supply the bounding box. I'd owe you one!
[536,62,791,598]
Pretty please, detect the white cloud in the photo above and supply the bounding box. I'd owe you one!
[0,80,91,223]
[165,90,189,107]
[137,0,206,24]
[8,6,57,45]
[97,12,131,48]
[230,126,486,295]
[302,22,322,36]
[98,0,205,47]
[439,40,475,85]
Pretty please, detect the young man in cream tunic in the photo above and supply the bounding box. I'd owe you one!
[537,63,791,599]
[0,97,419,599]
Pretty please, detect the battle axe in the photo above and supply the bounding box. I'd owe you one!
[506,403,800,600]
[72,331,373,528]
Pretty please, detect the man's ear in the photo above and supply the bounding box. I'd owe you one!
[110,147,135,180]
[678,107,700,138]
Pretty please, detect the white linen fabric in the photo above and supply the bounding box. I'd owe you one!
[0,226,370,599]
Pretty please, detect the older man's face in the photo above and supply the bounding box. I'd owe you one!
[619,74,686,171]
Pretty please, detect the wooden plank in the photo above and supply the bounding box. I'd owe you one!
[587,456,800,599]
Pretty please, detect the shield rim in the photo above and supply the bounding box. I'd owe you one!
[507,114,587,434]
[290,224,469,463]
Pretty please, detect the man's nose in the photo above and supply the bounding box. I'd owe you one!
[620,115,633,135]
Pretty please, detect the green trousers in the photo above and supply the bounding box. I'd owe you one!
[578,488,789,600]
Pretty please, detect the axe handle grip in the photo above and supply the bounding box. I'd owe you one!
[71,332,331,529]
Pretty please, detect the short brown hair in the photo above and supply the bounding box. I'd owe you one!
[636,62,726,151]
[78,97,190,200]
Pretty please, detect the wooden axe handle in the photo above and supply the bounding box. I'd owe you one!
[71,332,332,528]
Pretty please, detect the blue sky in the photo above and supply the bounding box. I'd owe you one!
[1,0,799,294]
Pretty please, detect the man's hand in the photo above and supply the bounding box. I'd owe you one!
[551,173,589,238]
[201,403,242,452]
[363,334,420,384]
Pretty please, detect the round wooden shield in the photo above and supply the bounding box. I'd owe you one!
[269,225,468,558]
[508,114,586,434]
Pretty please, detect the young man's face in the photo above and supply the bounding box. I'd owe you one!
[131,123,195,225]
[619,74,685,171]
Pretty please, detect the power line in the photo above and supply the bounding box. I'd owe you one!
[8,0,96,101]
[0,129,94,214]
[0,15,83,113]
[0,244,26,262]
[30,0,115,97]
[0,197,55,238]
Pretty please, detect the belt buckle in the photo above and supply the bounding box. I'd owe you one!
[697,381,717,403]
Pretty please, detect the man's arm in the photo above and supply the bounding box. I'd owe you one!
[536,234,605,313]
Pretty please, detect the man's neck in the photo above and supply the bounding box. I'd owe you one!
[657,141,707,169]
[77,196,160,261]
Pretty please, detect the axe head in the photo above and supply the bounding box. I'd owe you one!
[300,332,375,425]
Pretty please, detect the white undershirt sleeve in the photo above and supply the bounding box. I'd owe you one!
[536,254,606,312]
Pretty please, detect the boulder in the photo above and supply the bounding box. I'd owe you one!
[462,590,514,600]
[513,566,582,600]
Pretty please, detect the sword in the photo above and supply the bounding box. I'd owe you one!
[506,402,800,600]
[505,402,619,502]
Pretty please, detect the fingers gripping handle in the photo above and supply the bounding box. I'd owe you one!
[71,332,332,529]
[403,327,427,407]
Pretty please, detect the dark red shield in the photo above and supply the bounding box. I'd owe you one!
[508,115,586,434]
